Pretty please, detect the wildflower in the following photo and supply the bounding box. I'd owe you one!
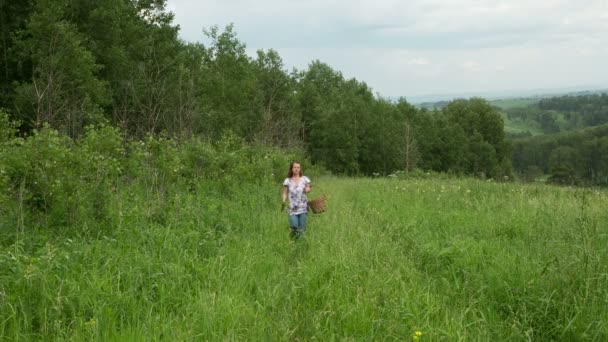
[85,318,97,327]
[413,330,423,340]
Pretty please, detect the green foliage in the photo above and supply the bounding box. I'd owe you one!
[512,125,608,185]
[358,99,403,174]
[490,97,540,110]
[0,110,19,216]
[198,24,257,140]
[307,80,367,174]
[405,98,511,179]
[0,2,521,180]
[251,49,300,147]
[75,124,125,223]
[0,109,19,143]
[503,93,608,136]
[0,1,517,179]
[0,123,125,232]
[442,98,511,178]
[548,165,577,185]
[1,125,75,229]
[0,124,308,233]
[13,0,109,136]
[0,0,35,109]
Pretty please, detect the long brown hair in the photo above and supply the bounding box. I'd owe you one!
[287,161,302,178]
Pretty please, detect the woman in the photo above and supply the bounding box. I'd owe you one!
[282,161,312,239]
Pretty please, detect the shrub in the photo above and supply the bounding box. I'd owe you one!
[548,166,577,185]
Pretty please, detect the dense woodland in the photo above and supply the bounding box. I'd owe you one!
[511,124,608,185]
[1,0,511,178]
[504,94,608,136]
[503,94,608,185]
[3,0,608,186]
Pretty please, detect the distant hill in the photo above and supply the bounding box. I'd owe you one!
[397,86,608,107]
[394,88,608,138]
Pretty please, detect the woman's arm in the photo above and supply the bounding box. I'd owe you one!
[304,182,311,193]
[282,186,288,203]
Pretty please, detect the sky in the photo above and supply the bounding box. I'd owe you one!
[165,0,608,101]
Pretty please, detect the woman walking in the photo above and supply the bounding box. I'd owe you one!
[282,161,311,239]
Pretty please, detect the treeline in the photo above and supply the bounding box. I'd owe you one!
[507,94,608,185]
[505,93,608,136]
[511,124,608,185]
[1,0,510,177]
[539,94,608,128]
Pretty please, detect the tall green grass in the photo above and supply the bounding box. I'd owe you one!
[1,176,607,340]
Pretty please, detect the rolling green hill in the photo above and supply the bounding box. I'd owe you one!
[490,97,540,110]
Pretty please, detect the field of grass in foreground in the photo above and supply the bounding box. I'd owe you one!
[1,176,607,340]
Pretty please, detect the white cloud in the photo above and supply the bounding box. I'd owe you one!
[167,0,608,97]
[462,61,481,71]
[409,58,430,66]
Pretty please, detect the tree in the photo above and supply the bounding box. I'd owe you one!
[395,98,420,172]
[402,120,419,171]
[548,145,577,172]
[443,98,511,177]
[198,24,256,140]
[539,111,560,133]
[251,49,299,147]
[309,81,363,174]
[295,60,344,143]
[0,0,34,110]
[13,0,109,137]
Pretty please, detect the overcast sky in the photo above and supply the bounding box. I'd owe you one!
[166,0,608,100]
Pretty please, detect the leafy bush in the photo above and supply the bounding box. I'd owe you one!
[548,166,577,185]
[73,124,125,224]
[0,110,20,230]
[0,123,123,233]
[0,122,314,235]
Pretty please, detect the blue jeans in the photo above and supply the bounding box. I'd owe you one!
[288,213,307,238]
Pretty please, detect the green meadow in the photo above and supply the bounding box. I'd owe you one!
[1,176,607,340]
[502,117,544,136]
[3,3,608,340]
[490,98,540,110]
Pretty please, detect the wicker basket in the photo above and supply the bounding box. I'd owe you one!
[308,193,327,214]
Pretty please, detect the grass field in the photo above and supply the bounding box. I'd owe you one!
[490,97,542,136]
[502,110,571,137]
[502,117,543,136]
[1,176,607,340]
